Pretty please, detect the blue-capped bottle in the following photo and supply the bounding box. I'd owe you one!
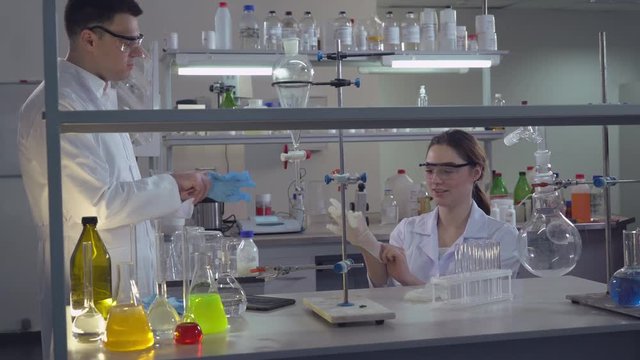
[236,230,259,276]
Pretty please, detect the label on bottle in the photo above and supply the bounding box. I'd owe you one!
[240,27,260,40]
[335,26,353,45]
[384,26,400,44]
[267,25,282,38]
[402,25,420,43]
[282,27,297,39]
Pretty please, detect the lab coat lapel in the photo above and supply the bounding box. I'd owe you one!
[463,201,489,239]
[414,208,439,266]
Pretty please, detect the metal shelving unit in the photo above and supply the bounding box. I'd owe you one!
[41,1,640,359]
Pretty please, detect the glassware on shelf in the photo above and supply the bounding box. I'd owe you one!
[517,189,582,277]
[217,238,247,317]
[609,229,640,307]
[104,262,155,351]
[71,242,106,343]
[148,232,180,340]
[272,37,314,109]
[70,216,112,318]
[184,252,228,334]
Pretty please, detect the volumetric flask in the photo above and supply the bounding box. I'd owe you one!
[609,229,640,307]
[72,242,106,342]
[148,233,180,341]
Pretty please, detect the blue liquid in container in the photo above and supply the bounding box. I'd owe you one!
[609,273,640,307]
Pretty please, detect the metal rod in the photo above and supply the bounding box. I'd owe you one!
[483,0,488,15]
[599,31,613,282]
[335,39,349,305]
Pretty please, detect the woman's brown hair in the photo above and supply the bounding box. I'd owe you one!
[427,129,490,215]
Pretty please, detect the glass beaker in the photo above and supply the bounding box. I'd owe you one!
[517,189,582,277]
[72,242,106,342]
[272,37,314,109]
[217,238,247,317]
[609,229,640,307]
[148,233,180,340]
[184,252,228,334]
[104,263,155,351]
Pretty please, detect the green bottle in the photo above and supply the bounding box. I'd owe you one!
[490,172,509,200]
[70,217,113,319]
[513,171,533,222]
[220,88,237,109]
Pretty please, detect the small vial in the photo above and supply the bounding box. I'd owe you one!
[456,26,467,51]
[255,193,272,216]
[417,85,428,107]
[494,93,506,106]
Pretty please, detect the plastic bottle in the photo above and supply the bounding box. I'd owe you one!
[417,85,428,107]
[333,11,353,50]
[419,8,437,52]
[489,172,509,200]
[591,175,605,222]
[401,11,420,51]
[354,20,368,51]
[263,10,282,51]
[385,169,415,220]
[456,26,468,51]
[513,171,532,223]
[239,5,260,50]
[237,230,259,276]
[571,173,591,223]
[281,11,299,40]
[383,11,400,51]
[214,2,232,50]
[70,216,112,319]
[380,189,398,225]
[299,11,318,52]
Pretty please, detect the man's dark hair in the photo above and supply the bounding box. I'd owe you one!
[64,0,143,38]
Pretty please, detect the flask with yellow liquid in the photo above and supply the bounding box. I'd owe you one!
[104,263,154,351]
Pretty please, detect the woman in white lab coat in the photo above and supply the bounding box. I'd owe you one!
[329,129,520,287]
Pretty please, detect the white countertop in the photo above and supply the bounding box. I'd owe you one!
[67,276,640,360]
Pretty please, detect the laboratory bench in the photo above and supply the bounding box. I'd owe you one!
[248,216,635,294]
[66,276,640,360]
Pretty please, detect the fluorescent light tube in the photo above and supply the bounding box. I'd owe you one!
[177,67,273,76]
[390,59,492,68]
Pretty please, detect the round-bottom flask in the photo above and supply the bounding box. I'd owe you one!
[609,229,640,307]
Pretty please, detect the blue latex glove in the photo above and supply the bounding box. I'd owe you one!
[207,171,256,202]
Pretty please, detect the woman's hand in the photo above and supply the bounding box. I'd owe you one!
[381,244,425,286]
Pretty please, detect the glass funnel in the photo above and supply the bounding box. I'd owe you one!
[609,229,640,307]
[272,37,314,108]
[217,238,247,317]
[518,189,582,277]
[184,252,228,334]
[104,262,155,351]
[147,233,180,340]
[71,242,106,342]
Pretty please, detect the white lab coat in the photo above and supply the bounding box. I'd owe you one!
[388,201,520,285]
[18,59,187,359]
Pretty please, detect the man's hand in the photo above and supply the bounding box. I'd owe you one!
[171,171,210,203]
[326,198,382,260]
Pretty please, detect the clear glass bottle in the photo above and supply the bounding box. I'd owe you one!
[493,93,506,106]
[147,233,180,341]
[184,253,228,334]
[104,263,155,351]
[366,16,384,51]
[332,11,353,50]
[263,10,282,51]
[239,4,260,50]
[281,11,299,40]
[217,239,247,317]
[417,85,428,107]
[417,182,431,215]
[401,11,420,51]
[299,11,318,52]
[383,11,400,51]
[272,37,314,109]
[380,189,399,225]
[518,189,582,277]
[590,175,605,222]
[609,229,640,307]
[70,216,112,319]
[72,242,106,342]
[237,230,259,276]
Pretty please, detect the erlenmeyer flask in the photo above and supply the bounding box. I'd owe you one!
[518,189,582,277]
[217,239,247,317]
[72,242,106,342]
[184,252,228,334]
[272,37,314,108]
[104,263,155,351]
[148,233,180,340]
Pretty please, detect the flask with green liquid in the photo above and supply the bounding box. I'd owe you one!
[184,252,228,334]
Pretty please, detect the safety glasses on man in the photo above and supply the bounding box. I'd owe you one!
[86,24,144,53]
[419,162,473,180]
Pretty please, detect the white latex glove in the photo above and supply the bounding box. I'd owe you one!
[326,198,381,260]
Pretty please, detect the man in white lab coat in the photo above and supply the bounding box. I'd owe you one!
[17,0,210,358]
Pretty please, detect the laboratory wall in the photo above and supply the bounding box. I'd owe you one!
[1,0,640,333]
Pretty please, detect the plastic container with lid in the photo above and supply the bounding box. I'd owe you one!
[214,2,232,49]
[571,173,591,223]
[237,230,259,276]
[385,169,415,220]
